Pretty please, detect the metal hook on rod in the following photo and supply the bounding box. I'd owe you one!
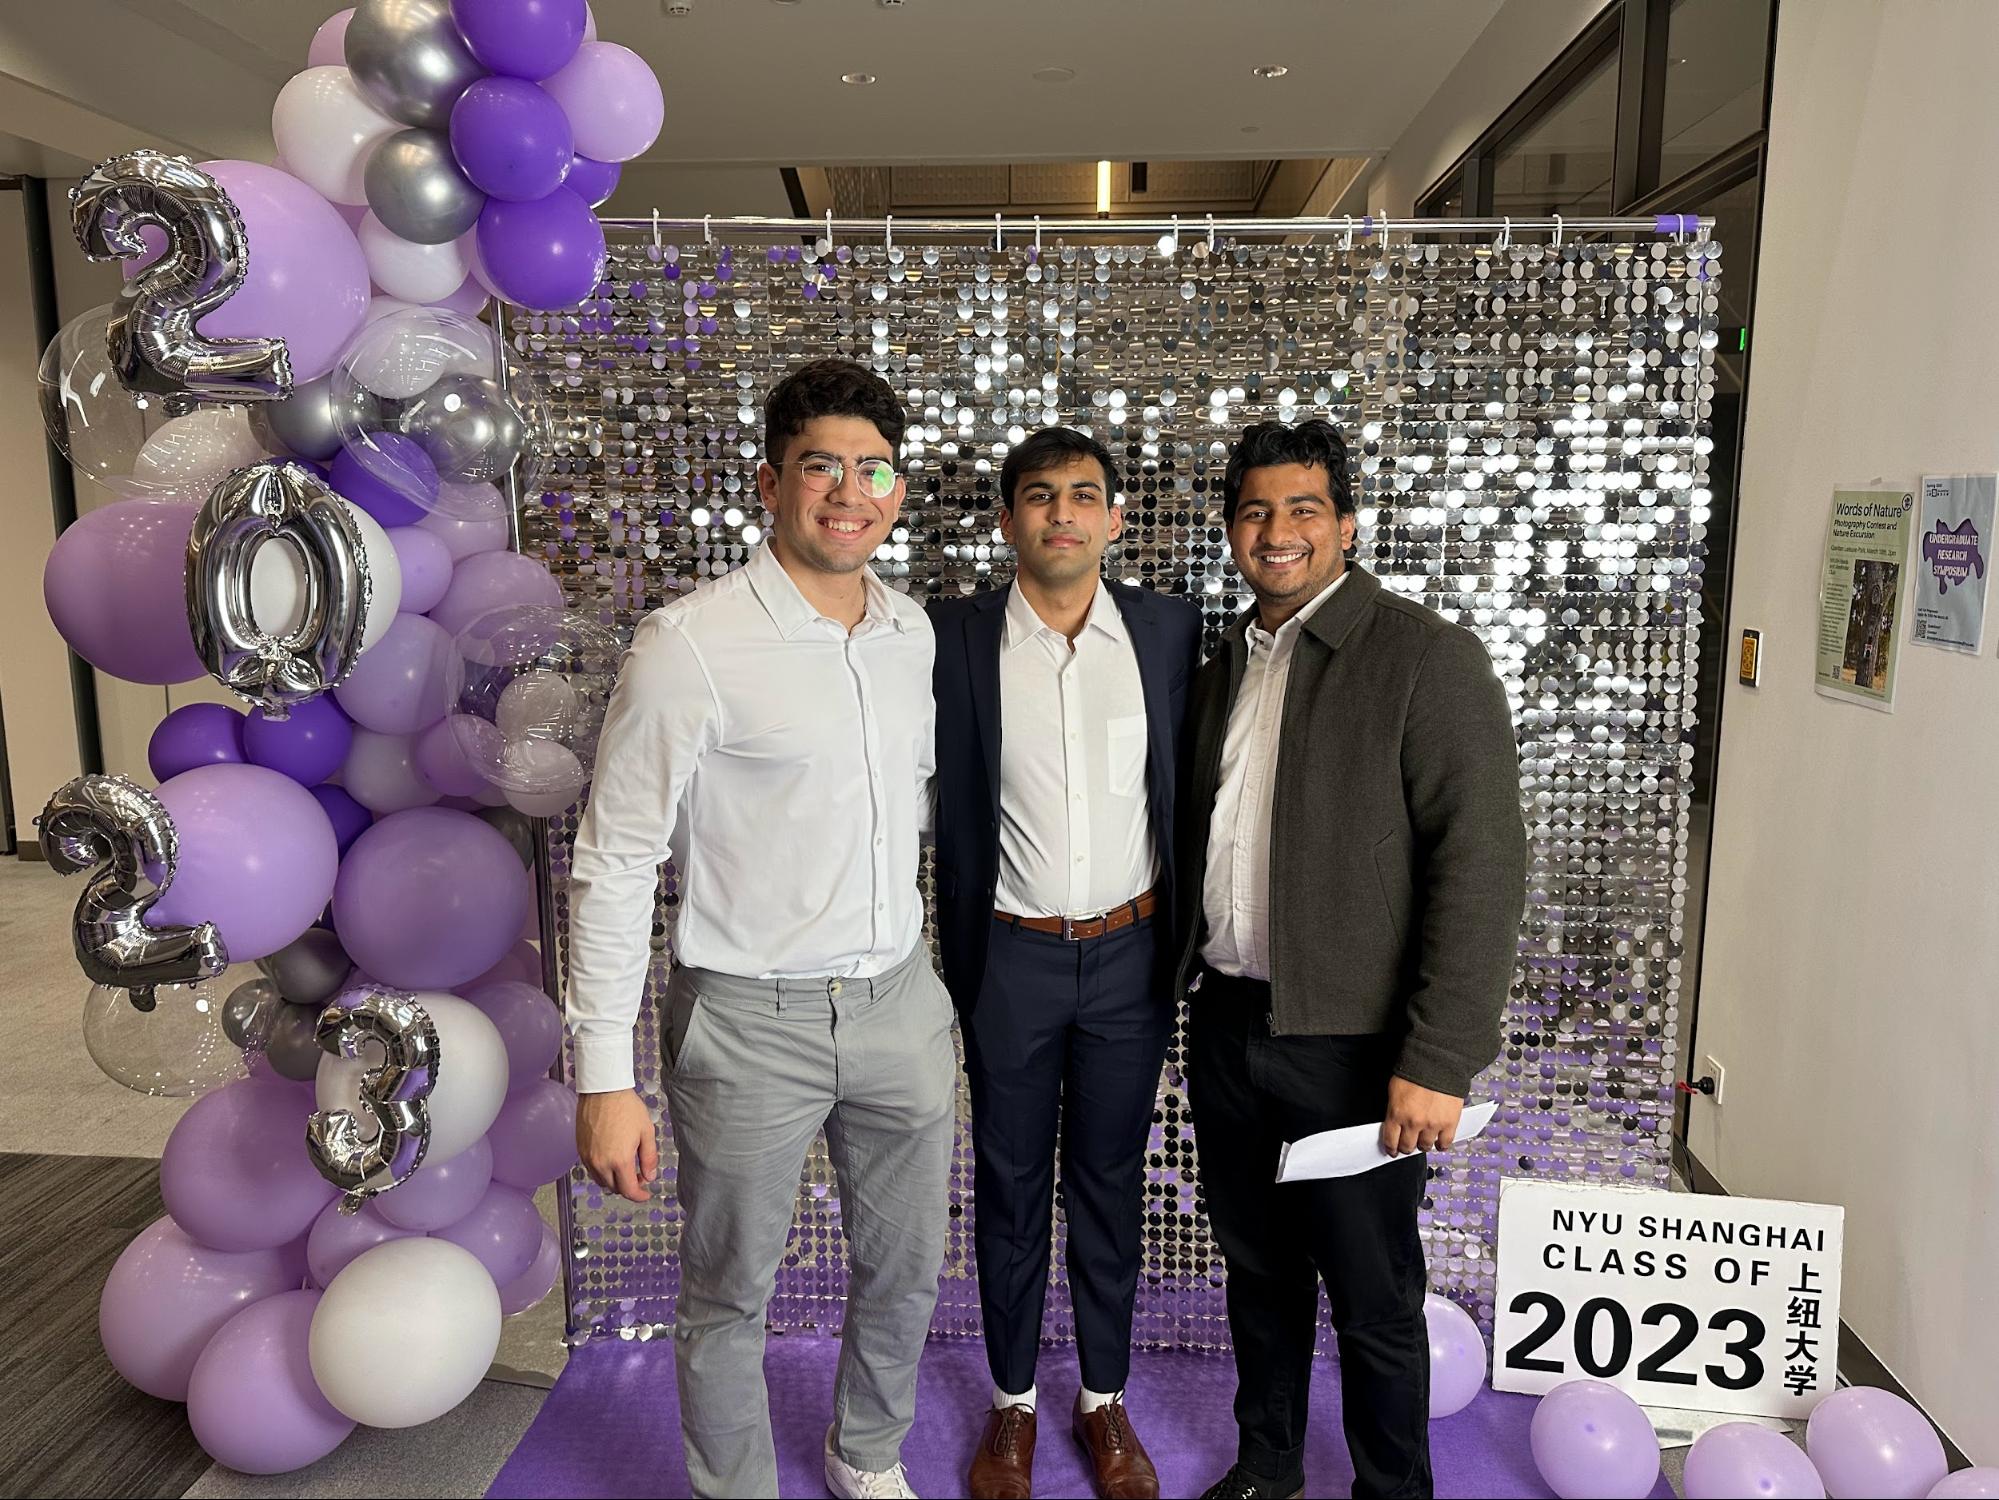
[651,209,661,251]
[995,213,1004,253]
[1341,215,1354,251]
[1207,213,1217,253]
[1499,216,1511,250]
[884,214,893,254]
[1034,215,1043,254]
[703,214,713,245]
[1551,214,1564,249]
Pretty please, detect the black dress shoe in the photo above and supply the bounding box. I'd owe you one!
[1199,1464,1306,1500]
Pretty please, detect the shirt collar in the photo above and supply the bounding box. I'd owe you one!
[1247,570,1347,652]
[1003,578,1128,651]
[748,540,906,639]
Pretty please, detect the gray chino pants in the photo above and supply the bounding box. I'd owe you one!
[661,945,958,1498]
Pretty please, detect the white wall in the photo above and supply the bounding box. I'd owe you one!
[1691,0,1999,1461]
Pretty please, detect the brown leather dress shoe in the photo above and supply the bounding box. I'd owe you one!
[1072,1397,1160,1499]
[968,1404,1037,1499]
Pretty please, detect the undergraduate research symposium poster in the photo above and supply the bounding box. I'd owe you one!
[1910,474,1994,655]
[1816,485,1915,711]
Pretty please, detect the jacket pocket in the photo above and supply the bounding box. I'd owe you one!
[1371,829,1411,948]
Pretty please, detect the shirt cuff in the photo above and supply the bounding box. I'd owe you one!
[571,1031,638,1095]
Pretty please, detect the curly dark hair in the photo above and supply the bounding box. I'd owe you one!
[1221,419,1357,554]
[763,358,907,464]
[998,426,1116,510]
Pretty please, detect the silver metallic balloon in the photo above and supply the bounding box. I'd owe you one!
[221,976,283,1050]
[37,774,229,1005]
[345,0,483,130]
[475,805,536,868]
[249,373,382,462]
[69,150,291,409]
[399,372,527,484]
[364,128,484,245]
[307,987,440,1211]
[186,461,373,716]
[256,927,353,1007]
[264,1000,328,1081]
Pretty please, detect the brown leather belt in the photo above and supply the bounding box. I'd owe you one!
[994,887,1157,942]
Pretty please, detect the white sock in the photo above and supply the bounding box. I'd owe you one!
[1080,1385,1123,1414]
[993,1383,1036,1412]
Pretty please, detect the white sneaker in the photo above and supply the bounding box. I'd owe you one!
[823,1426,917,1498]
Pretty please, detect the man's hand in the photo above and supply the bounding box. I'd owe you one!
[577,1088,660,1202]
[1381,1077,1465,1157]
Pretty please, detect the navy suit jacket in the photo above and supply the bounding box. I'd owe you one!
[927,582,1204,1014]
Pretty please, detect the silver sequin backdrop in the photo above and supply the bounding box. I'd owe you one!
[505,215,1720,1348]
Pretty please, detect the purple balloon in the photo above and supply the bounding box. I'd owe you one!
[306,8,355,68]
[561,152,619,209]
[1530,1380,1659,1499]
[244,695,354,785]
[1807,1388,1948,1499]
[468,949,526,988]
[418,500,510,560]
[432,1181,542,1285]
[44,499,205,684]
[416,713,500,797]
[1424,1293,1486,1419]
[465,978,562,1090]
[1685,1422,1825,1500]
[485,1077,579,1190]
[374,1134,494,1232]
[188,1289,354,1475]
[451,77,574,202]
[311,784,374,854]
[431,550,565,637]
[475,188,607,310]
[540,41,663,163]
[499,1220,560,1316]
[305,1199,422,1287]
[1932,1470,1999,1498]
[332,807,532,988]
[149,702,247,782]
[436,275,490,316]
[451,0,586,80]
[99,1215,306,1401]
[332,436,435,528]
[388,524,455,614]
[149,763,341,963]
[333,613,454,735]
[161,1079,337,1252]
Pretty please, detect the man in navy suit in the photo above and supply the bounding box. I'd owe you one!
[930,427,1202,1500]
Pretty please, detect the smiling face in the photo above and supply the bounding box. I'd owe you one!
[756,414,905,578]
[1226,460,1356,625]
[1000,453,1122,591]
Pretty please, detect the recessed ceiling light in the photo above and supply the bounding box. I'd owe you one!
[1033,66,1077,84]
[841,72,877,85]
[1240,124,1262,134]
[1252,64,1288,79]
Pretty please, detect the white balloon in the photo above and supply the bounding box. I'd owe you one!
[340,727,442,814]
[272,66,400,207]
[365,295,420,324]
[357,213,470,304]
[496,670,579,740]
[129,406,264,494]
[315,990,508,1165]
[248,497,403,652]
[310,1237,500,1428]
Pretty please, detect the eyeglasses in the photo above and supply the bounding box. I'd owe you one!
[773,455,900,501]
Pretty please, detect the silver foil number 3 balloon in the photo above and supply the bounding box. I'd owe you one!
[37,774,228,1005]
[308,988,440,1212]
[70,150,292,409]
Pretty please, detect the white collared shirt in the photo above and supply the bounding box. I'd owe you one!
[1200,572,1348,979]
[994,580,1157,918]
[565,542,936,1093]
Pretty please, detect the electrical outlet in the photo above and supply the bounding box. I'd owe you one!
[1701,1055,1725,1106]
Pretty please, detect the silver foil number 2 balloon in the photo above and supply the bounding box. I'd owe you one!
[308,988,440,1212]
[37,774,228,1005]
[69,150,292,409]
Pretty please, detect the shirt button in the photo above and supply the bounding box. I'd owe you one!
[1074,853,1085,864]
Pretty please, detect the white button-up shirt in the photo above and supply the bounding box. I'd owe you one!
[995,581,1157,918]
[565,543,936,1093]
[1200,572,1347,980]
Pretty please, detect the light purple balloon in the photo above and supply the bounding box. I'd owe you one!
[43,499,205,685]
[540,41,664,163]
[1685,1422,1824,1500]
[432,1181,543,1285]
[341,727,443,814]
[160,1079,336,1253]
[375,1134,494,1231]
[388,525,454,614]
[1530,1380,1660,1500]
[465,978,562,1090]
[451,0,586,81]
[431,550,565,636]
[244,694,354,786]
[1807,1388,1948,1500]
[1424,1293,1486,1419]
[468,949,527,989]
[149,763,340,963]
[451,76,574,202]
[332,806,532,988]
[306,8,355,68]
[416,713,501,796]
[1932,1470,1999,1498]
[305,1198,423,1286]
[435,274,490,316]
[100,1215,306,1402]
[418,504,510,561]
[499,1221,560,1316]
[149,702,248,782]
[486,1076,579,1190]
[333,612,455,734]
[188,1289,355,1475]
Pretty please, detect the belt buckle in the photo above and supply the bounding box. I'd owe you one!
[1061,914,1077,941]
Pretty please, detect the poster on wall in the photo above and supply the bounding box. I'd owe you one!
[1909,474,1995,655]
[1493,1181,1844,1419]
[1815,484,1915,710]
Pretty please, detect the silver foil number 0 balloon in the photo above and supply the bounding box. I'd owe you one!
[308,988,440,1211]
[187,461,373,717]
[37,774,228,1005]
[69,150,292,409]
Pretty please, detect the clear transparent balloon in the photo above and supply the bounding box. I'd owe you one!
[83,980,249,1098]
[446,605,621,808]
[328,305,552,520]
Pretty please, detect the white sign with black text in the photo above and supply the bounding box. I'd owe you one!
[1494,1181,1843,1419]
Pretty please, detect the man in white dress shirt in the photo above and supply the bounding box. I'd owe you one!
[567,359,955,1500]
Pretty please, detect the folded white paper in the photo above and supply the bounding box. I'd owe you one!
[1275,1099,1499,1183]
